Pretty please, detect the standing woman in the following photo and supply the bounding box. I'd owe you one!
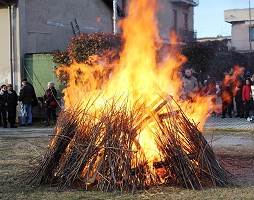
[0,85,8,128]
[242,78,253,119]
[44,82,57,126]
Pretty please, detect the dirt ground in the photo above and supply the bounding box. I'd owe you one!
[216,151,253,185]
[202,131,254,189]
[0,130,254,199]
[213,144,254,187]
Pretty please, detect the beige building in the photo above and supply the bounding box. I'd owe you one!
[0,0,198,91]
[224,8,254,51]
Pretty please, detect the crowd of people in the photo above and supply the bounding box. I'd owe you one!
[0,79,58,128]
[0,84,18,128]
[181,68,254,122]
[0,69,253,128]
[219,72,253,120]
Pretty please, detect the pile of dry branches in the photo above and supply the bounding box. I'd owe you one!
[25,96,229,192]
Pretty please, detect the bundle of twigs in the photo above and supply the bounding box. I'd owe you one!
[153,97,228,189]
[25,98,151,192]
[25,96,229,192]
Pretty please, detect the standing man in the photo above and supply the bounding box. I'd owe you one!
[18,78,37,126]
[181,68,198,100]
[220,73,234,118]
[234,73,245,118]
[6,84,18,128]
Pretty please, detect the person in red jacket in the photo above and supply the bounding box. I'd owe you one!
[242,78,253,119]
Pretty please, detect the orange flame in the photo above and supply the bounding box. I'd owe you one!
[220,65,245,104]
[55,0,213,173]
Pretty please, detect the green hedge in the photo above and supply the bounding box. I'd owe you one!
[52,33,249,83]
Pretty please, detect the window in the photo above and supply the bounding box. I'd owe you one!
[250,27,254,41]
[121,0,126,12]
[173,9,177,30]
[117,0,126,17]
[184,13,188,29]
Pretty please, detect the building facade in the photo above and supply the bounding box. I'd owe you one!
[0,0,198,92]
[224,8,254,51]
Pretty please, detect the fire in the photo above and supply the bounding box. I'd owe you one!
[55,0,212,179]
[220,65,245,104]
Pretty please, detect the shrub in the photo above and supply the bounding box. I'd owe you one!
[52,32,123,66]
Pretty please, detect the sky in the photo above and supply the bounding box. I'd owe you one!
[194,0,252,38]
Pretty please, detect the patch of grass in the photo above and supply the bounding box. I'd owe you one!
[204,128,254,137]
[208,128,251,132]
[0,137,254,200]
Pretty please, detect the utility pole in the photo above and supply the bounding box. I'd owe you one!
[113,0,117,34]
[9,5,14,86]
[249,0,252,51]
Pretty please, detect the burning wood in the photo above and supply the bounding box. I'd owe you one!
[25,96,229,192]
[25,0,229,192]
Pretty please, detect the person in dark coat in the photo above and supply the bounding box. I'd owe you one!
[205,76,217,114]
[44,82,57,126]
[6,84,18,128]
[234,75,245,118]
[0,104,2,126]
[220,74,234,118]
[0,85,8,128]
[19,78,37,126]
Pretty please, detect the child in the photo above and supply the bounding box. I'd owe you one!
[242,78,253,120]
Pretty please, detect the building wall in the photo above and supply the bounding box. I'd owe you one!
[231,22,254,51]
[14,0,114,92]
[0,8,11,86]
[157,0,175,39]
[22,0,113,54]
[1,4,27,90]
[224,8,254,51]
[122,0,195,42]
[1,0,196,92]
[158,0,194,42]
[225,8,254,23]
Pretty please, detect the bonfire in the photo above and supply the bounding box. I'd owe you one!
[25,0,229,192]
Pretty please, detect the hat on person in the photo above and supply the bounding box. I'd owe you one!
[48,81,54,87]
[21,78,27,82]
[245,71,251,77]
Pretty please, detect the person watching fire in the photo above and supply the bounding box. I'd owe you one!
[242,78,253,120]
[181,68,198,100]
[18,78,37,126]
[44,82,58,126]
[220,73,234,118]
[0,85,8,128]
[6,84,18,128]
